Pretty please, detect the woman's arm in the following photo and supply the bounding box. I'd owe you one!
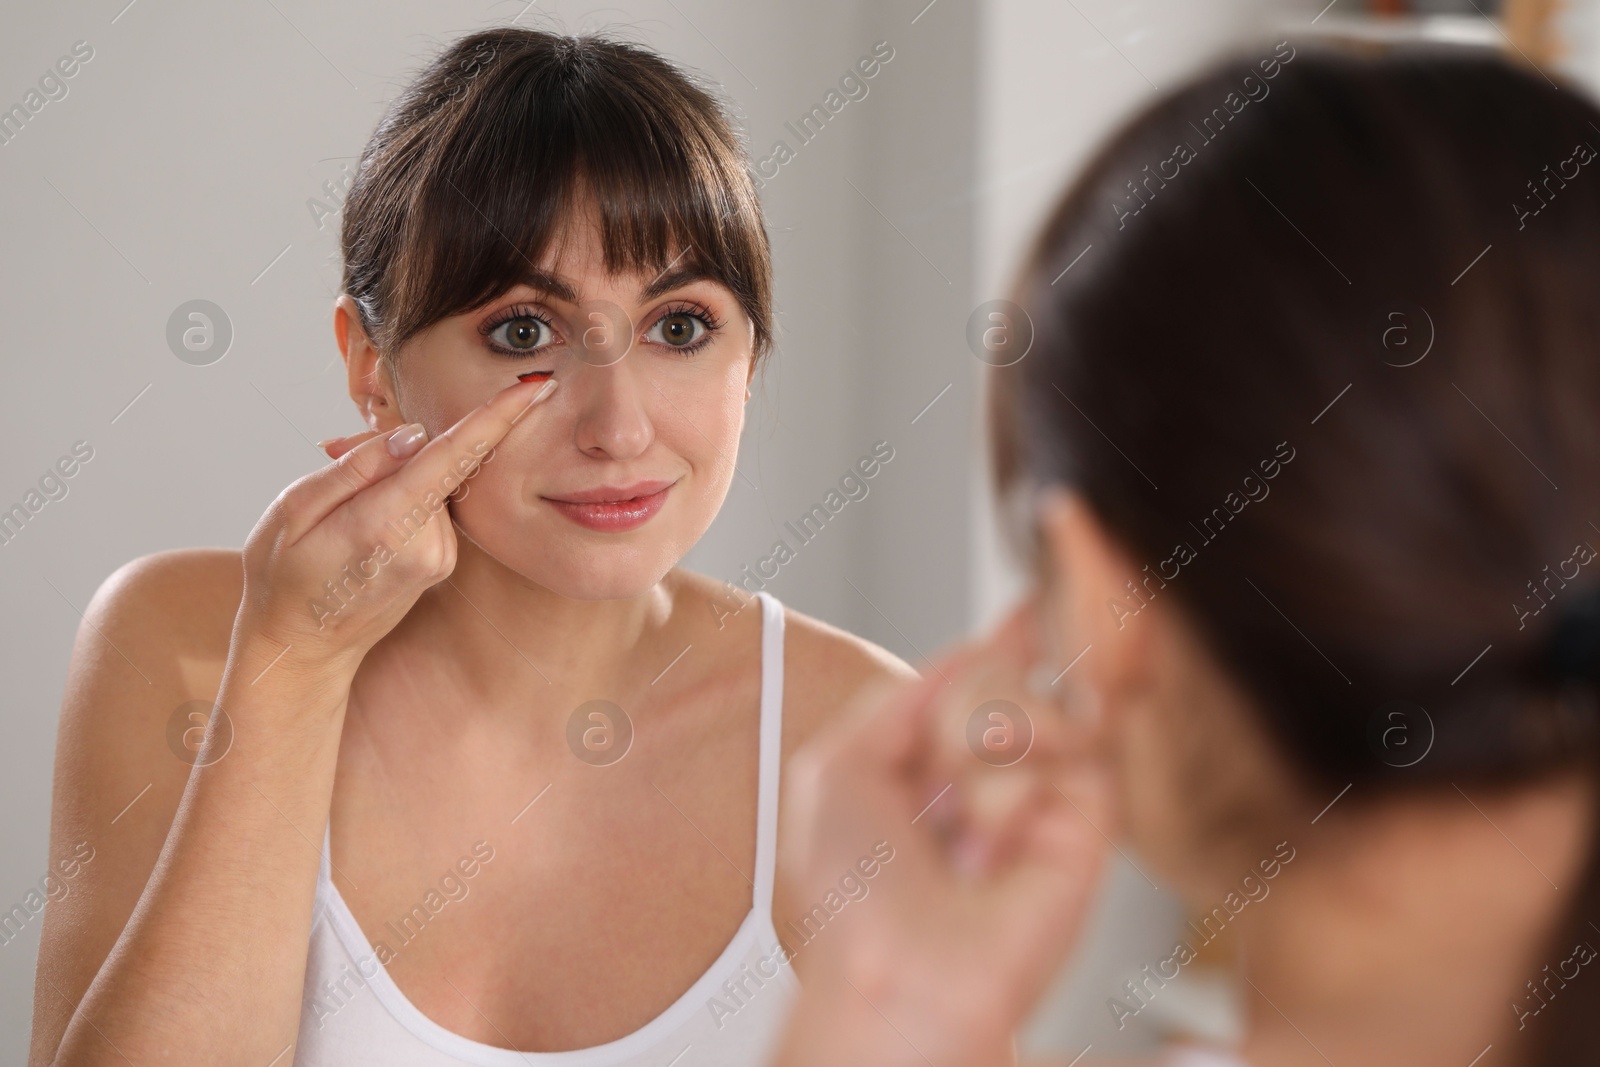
[30,553,356,1066]
[30,376,559,1066]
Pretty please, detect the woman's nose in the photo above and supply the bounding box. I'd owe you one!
[570,359,656,462]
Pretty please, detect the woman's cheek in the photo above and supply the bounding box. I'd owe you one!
[446,425,546,529]
[653,362,747,471]
[445,456,508,532]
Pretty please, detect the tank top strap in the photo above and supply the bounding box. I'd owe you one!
[751,590,786,917]
[310,817,333,931]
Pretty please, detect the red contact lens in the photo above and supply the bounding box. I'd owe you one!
[517,370,553,383]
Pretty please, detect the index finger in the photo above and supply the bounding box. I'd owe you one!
[367,376,558,511]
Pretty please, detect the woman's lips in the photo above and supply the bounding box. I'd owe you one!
[542,481,675,532]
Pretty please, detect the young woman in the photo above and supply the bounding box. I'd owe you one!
[773,43,1600,1067]
[30,28,913,1067]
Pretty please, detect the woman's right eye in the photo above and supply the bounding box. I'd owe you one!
[488,314,556,356]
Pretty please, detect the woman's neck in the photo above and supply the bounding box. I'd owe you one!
[365,532,683,718]
[1230,771,1595,1067]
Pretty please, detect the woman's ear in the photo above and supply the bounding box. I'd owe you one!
[1035,487,1156,717]
[333,294,402,432]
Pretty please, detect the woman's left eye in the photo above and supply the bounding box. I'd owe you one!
[647,311,710,349]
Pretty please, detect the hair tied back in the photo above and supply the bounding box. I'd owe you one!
[1545,584,1600,686]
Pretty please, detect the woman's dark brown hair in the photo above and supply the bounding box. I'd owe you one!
[991,40,1600,1061]
[340,26,773,363]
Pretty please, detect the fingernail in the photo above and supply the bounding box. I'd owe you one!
[510,379,558,426]
[315,437,338,450]
[387,422,427,458]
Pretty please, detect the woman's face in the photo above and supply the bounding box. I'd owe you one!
[1029,490,1310,900]
[369,209,756,600]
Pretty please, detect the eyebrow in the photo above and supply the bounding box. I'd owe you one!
[641,267,712,301]
[513,266,712,305]
[516,269,580,303]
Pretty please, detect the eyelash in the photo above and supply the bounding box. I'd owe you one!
[478,304,556,359]
[477,301,724,359]
[651,301,723,355]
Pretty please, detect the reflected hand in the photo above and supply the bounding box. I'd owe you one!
[775,600,1112,1067]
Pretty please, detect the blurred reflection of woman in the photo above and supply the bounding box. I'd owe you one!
[775,43,1600,1067]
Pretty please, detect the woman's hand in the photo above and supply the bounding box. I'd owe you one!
[774,600,1112,1067]
[229,376,559,696]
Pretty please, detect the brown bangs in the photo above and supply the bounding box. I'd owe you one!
[341,28,772,363]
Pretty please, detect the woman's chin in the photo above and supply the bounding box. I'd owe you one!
[547,572,669,602]
[513,551,678,602]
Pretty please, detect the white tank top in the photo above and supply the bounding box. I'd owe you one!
[292,591,798,1066]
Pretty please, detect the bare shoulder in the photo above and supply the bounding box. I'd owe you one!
[55,544,243,830]
[662,568,918,753]
[777,602,920,753]
[56,546,242,780]
[87,546,243,646]
[30,548,241,1064]
[61,546,244,727]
